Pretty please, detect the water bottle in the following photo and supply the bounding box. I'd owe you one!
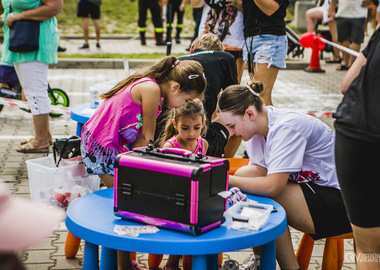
[90,87,99,109]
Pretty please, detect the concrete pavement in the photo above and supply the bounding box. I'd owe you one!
[0,35,360,269]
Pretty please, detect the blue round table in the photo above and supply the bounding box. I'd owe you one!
[66,188,287,270]
[70,102,93,136]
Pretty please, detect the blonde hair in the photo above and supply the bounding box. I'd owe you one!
[157,99,207,147]
[217,81,264,115]
[100,56,206,99]
[191,34,225,51]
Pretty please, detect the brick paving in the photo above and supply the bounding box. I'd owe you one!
[0,34,362,269]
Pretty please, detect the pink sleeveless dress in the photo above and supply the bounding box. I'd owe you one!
[166,135,206,155]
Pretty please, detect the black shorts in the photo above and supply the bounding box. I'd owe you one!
[77,1,100,19]
[205,122,229,157]
[336,17,365,44]
[300,182,352,240]
[335,131,380,228]
[226,50,243,61]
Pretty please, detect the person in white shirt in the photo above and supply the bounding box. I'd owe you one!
[216,81,352,269]
[328,0,368,70]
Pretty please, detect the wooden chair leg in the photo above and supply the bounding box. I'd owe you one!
[65,231,81,259]
[148,254,163,269]
[296,233,315,270]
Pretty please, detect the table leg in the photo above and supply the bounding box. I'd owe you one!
[83,241,99,270]
[206,254,219,270]
[260,240,276,270]
[100,247,117,270]
[76,123,84,137]
[192,255,207,270]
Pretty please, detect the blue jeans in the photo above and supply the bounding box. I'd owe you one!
[243,35,287,69]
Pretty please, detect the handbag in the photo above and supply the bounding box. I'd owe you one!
[53,136,82,167]
[8,7,40,53]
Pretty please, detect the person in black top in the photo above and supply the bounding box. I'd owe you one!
[334,28,380,269]
[239,0,288,106]
[155,34,239,158]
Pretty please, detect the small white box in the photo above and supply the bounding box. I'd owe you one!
[26,156,100,208]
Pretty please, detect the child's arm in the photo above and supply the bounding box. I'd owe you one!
[131,83,161,148]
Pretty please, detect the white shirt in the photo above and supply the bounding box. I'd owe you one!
[245,106,340,189]
[335,0,367,18]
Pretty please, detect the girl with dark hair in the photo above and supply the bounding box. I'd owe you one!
[81,56,206,188]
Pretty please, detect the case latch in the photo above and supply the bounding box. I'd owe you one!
[122,183,133,200]
[175,193,186,210]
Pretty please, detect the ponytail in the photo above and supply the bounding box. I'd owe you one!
[217,81,264,116]
[100,56,206,100]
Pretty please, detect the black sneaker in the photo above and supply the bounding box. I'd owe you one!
[96,43,101,48]
[57,46,66,52]
[79,44,89,49]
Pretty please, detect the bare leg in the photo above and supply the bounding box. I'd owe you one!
[349,42,361,67]
[273,182,316,269]
[341,40,350,68]
[253,63,279,106]
[351,224,380,270]
[165,255,181,269]
[327,19,340,59]
[236,57,245,84]
[224,135,242,158]
[305,7,323,32]
[100,174,115,188]
[82,18,90,45]
[93,19,101,44]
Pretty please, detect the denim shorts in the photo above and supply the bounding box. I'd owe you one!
[243,35,287,69]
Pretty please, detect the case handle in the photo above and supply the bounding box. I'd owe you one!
[160,148,193,157]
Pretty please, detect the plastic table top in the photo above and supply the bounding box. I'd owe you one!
[70,102,93,136]
[66,188,287,270]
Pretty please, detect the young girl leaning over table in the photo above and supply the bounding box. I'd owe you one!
[80,56,206,270]
[149,99,208,270]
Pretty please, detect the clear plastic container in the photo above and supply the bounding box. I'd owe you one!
[26,156,100,208]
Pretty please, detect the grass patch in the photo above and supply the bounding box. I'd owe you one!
[58,52,184,59]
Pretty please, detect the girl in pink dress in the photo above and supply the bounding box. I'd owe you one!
[150,99,208,270]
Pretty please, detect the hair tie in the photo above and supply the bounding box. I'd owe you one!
[172,59,180,68]
[246,82,260,97]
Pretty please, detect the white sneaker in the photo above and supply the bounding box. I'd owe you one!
[240,254,260,270]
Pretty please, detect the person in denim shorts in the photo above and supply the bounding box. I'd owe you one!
[240,0,288,106]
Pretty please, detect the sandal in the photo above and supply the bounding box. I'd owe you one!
[325,57,341,64]
[20,138,53,146]
[16,141,50,153]
[336,64,349,71]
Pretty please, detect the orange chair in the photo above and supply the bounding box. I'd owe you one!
[65,233,136,261]
[227,158,249,175]
[296,232,355,270]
